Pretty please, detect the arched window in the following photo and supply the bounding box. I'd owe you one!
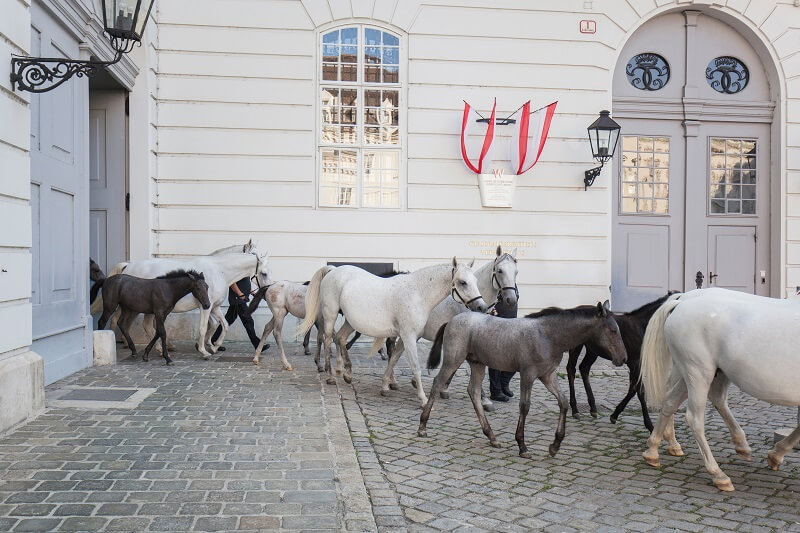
[318,26,402,208]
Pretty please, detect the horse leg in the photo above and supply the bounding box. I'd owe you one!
[195,308,213,359]
[334,321,355,383]
[515,372,534,458]
[400,334,427,407]
[314,324,324,372]
[253,317,274,365]
[637,381,655,433]
[142,314,157,353]
[418,352,463,437]
[643,371,687,467]
[322,317,336,385]
[345,331,361,350]
[708,373,751,461]
[153,315,172,365]
[208,307,228,354]
[767,424,800,471]
[610,377,638,425]
[466,363,499,447]
[540,370,568,457]
[579,352,599,418]
[117,310,138,359]
[271,311,292,371]
[380,338,405,395]
[303,329,312,356]
[684,371,734,491]
[566,346,581,418]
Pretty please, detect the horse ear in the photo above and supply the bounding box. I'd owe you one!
[198,272,205,280]
[596,301,606,317]
[511,248,518,259]
[187,271,197,280]
[468,258,475,268]
[452,256,458,268]
[496,245,502,257]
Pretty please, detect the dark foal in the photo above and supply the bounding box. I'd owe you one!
[97,270,211,365]
[566,292,678,432]
[418,302,627,458]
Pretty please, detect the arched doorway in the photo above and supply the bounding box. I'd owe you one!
[611,10,776,310]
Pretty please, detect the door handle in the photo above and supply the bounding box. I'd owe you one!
[709,272,718,285]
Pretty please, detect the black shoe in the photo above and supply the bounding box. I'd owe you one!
[490,391,510,402]
[502,386,514,398]
[217,346,226,352]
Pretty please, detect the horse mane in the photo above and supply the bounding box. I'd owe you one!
[525,305,597,320]
[627,292,678,317]
[157,269,203,280]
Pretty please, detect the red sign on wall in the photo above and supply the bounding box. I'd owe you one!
[580,20,596,34]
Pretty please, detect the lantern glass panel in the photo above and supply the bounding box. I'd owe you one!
[134,0,155,37]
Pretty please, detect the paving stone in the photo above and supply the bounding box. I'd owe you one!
[239,515,280,529]
[59,516,109,531]
[13,518,62,531]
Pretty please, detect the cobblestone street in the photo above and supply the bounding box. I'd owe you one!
[0,341,799,532]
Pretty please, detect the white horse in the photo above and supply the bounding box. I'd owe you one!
[298,258,487,407]
[641,288,800,491]
[250,281,316,371]
[381,246,519,397]
[107,247,271,359]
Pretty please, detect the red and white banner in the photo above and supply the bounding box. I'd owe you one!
[460,99,497,174]
[510,100,557,175]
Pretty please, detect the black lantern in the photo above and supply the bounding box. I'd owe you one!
[10,0,156,93]
[584,110,621,190]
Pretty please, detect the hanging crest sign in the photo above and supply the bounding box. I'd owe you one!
[460,99,557,208]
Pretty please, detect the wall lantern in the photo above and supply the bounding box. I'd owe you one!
[10,0,156,93]
[584,110,621,190]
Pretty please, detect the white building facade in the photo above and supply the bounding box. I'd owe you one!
[2,0,800,432]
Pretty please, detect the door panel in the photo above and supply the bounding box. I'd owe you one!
[707,226,755,293]
[89,91,127,274]
[30,1,90,384]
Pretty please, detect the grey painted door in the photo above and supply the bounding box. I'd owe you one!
[30,1,91,384]
[611,120,685,311]
[89,91,128,275]
[707,226,756,293]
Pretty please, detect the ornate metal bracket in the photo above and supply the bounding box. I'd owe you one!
[695,271,704,289]
[10,50,124,93]
[584,163,603,190]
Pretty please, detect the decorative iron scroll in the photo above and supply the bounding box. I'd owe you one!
[705,56,749,95]
[625,53,670,91]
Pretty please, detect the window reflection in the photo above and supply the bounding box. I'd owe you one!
[709,138,756,215]
[621,135,670,214]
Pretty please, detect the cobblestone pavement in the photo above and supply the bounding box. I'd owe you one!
[1,340,800,532]
[339,342,800,532]
[0,342,374,532]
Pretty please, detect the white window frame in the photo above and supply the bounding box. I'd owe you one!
[315,23,406,210]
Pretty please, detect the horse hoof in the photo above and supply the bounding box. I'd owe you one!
[713,478,735,492]
[767,450,782,471]
[380,389,391,397]
[490,440,501,448]
[326,378,336,385]
[737,450,752,462]
[202,355,211,361]
[548,443,560,457]
[343,374,352,384]
[590,411,598,419]
[440,391,450,400]
[519,451,531,459]
[284,366,293,372]
[609,415,618,424]
[336,369,342,375]
[389,383,400,391]
[483,403,495,412]
[417,429,427,438]
[304,350,311,356]
[666,445,685,457]
[643,452,660,468]
[253,360,259,366]
[571,412,580,420]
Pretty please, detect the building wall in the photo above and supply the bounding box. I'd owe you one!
[144,0,800,338]
[0,0,45,430]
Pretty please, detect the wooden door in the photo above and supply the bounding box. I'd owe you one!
[30,1,90,384]
[89,91,128,275]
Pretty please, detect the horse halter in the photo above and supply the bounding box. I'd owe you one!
[492,254,519,300]
[250,252,265,290]
[451,266,483,307]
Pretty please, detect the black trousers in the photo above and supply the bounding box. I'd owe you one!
[211,278,261,348]
[489,369,516,395]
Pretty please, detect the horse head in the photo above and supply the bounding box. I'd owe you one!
[187,271,211,310]
[89,258,106,282]
[492,246,519,307]
[250,246,273,288]
[451,257,488,313]
[595,300,627,366]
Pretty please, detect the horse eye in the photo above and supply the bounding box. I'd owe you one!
[498,269,503,274]
[460,281,467,286]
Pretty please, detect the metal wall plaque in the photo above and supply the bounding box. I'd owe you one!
[706,56,749,94]
[625,53,670,91]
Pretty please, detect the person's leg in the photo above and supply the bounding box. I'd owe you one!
[489,368,509,402]
[501,371,515,397]
[235,298,263,349]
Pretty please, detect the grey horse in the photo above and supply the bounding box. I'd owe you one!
[418,301,627,458]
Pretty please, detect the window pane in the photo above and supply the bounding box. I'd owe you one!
[383,32,399,46]
[709,138,756,215]
[362,150,399,208]
[322,45,339,62]
[619,134,669,214]
[320,149,357,207]
[365,65,381,83]
[341,27,357,44]
[383,47,399,65]
[365,28,381,45]
[383,66,399,83]
[323,30,339,44]
[322,63,339,81]
[363,188,380,207]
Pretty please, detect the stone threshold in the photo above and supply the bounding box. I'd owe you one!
[46,386,157,409]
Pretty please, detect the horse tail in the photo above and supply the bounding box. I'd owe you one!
[641,293,682,406]
[428,323,448,370]
[365,337,385,358]
[297,266,334,336]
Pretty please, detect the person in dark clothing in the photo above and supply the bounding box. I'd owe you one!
[488,295,518,402]
[211,277,268,351]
